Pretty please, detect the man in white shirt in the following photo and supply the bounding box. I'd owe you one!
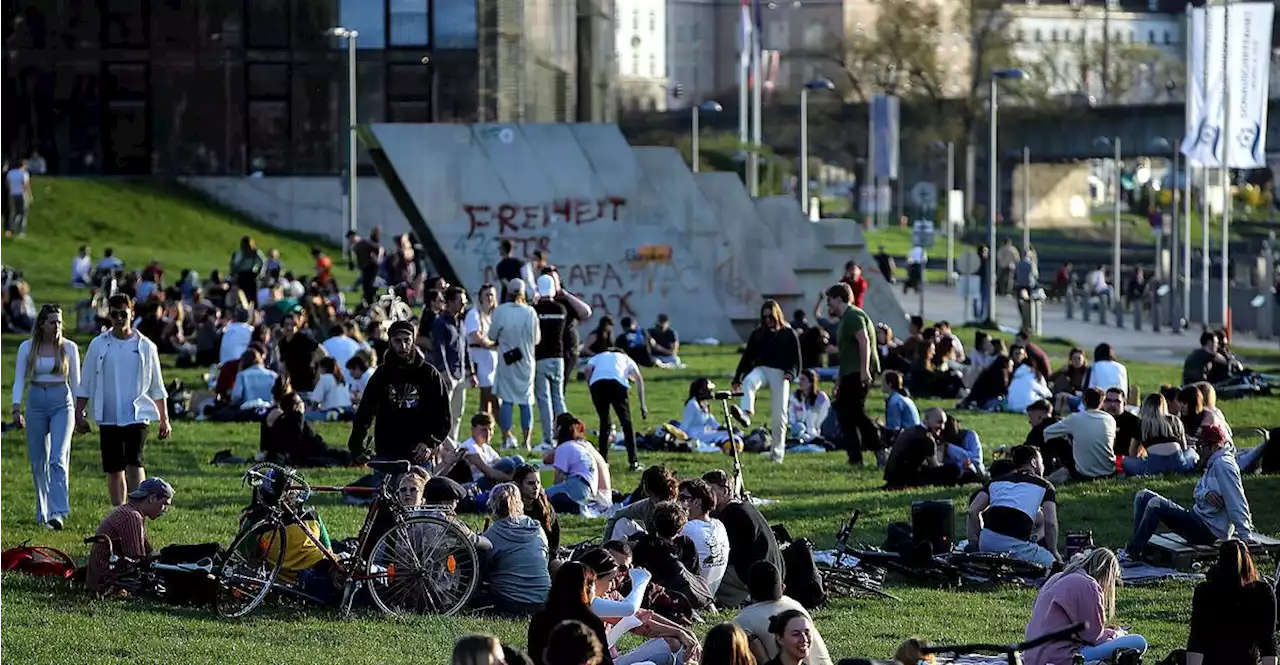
[71,245,93,288]
[218,309,255,367]
[74,295,172,506]
[584,347,649,472]
[1042,387,1116,483]
[321,322,364,371]
[677,479,730,595]
[6,158,32,236]
[732,561,834,665]
[450,412,525,490]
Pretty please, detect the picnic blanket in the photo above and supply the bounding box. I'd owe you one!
[1119,561,1204,585]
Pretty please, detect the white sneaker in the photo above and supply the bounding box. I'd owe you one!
[503,436,518,450]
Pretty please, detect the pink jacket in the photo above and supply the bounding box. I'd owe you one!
[1023,571,1119,665]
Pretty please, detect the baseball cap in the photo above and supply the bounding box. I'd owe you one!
[536,274,557,298]
[128,477,174,501]
[507,278,526,296]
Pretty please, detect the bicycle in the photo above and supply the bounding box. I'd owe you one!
[214,460,480,619]
[83,535,216,601]
[919,622,1085,665]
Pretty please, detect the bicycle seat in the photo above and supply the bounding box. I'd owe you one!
[366,459,412,475]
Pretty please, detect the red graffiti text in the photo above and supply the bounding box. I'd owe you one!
[465,197,627,238]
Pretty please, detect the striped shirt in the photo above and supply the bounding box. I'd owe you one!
[86,504,151,593]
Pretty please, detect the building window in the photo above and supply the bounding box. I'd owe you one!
[1163,30,1171,44]
[649,54,656,76]
[1147,29,1154,43]
[631,52,639,75]
[434,0,476,47]
[649,11,655,32]
[247,101,290,173]
[247,64,290,99]
[1016,29,1024,41]
[247,0,292,48]
[339,0,387,48]
[1034,29,1041,42]
[1050,29,1057,42]
[632,9,639,30]
[390,0,433,46]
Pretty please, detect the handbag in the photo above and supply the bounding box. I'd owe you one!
[502,347,523,365]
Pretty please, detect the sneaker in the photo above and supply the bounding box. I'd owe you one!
[502,436,518,450]
[47,517,64,531]
[728,405,751,429]
[628,462,643,473]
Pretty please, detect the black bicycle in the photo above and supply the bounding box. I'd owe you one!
[921,622,1085,665]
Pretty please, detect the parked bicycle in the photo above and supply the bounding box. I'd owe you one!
[920,622,1086,665]
[215,460,480,619]
[82,534,216,601]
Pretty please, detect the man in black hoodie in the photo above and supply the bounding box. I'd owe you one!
[348,321,452,464]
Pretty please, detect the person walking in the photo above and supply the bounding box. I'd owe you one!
[11,304,81,529]
[732,300,802,464]
[353,226,385,307]
[825,283,879,466]
[74,295,172,507]
[490,279,540,450]
[6,158,32,237]
[533,275,568,448]
[430,286,475,442]
[465,283,501,417]
[584,347,648,472]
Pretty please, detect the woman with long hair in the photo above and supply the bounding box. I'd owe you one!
[1023,548,1147,665]
[542,413,613,516]
[10,304,81,528]
[451,635,505,665]
[1121,393,1197,476]
[514,463,560,553]
[466,283,500,417]
[786,369,830,446]
[577,548,700,665]
[732,300,802,464]
[1187,540,1278,664]
[1049,347,1089,395]
[701,623,757,665]
[1085,343,1129,394]
[528,563,613,665]
[678,378,735,451]
[1006,345,1053,414]
[582,316,614,359]
[306,356,354,421]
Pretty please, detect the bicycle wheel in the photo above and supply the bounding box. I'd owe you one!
[215,520,286,618]
[366,514,480,616]
[950,552,1047,583]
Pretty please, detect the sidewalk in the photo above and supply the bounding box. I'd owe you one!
[896,283,1278,366]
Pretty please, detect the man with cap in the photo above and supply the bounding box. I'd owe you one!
[648,313,682,368]
[533,274,568,448]
[85,477,174,594]
[489,278,540,450]
[731,561,834,665]
[348,320,453,466]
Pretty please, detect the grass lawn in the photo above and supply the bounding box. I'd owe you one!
[3,180,1279,663]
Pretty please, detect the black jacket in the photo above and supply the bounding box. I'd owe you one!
[347,349,451,461]
[734,326,802,383]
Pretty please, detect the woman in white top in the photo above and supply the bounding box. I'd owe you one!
[678,378,735,452]
[1085,342,1129,395]
[464,283,500,416]
[489,279,540,449]
[787,369,831,445]
[10,304,81,528]
[305,357,354,421]
[1006,353,1053,414]
[580,547,701,665]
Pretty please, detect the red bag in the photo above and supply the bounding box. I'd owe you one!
[1,543,77,579]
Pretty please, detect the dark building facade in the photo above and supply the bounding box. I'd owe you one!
[3,0,617,175]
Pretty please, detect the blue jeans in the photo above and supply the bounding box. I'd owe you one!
[1238,443,1267,473]
[813,366,840,381]
[534,358,566,445]
[475,455,526,491]
[24,384,74,524]
[1121,449,1198,477]
[1126,489,1217,558]
[1079,633,1148,659]
[498,401,533,436]
[979,529,1056,568]
[546,475,592,514]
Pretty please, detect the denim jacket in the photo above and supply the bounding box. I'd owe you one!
[884,391,921,431]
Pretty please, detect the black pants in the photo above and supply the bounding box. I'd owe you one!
[235,271,259,306]
[360,263,379,307]
[836,374,878,466]
[589,379,637,466]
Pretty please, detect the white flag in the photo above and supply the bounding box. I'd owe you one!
[1179,7,1206,165]
[1183,3,1273,169]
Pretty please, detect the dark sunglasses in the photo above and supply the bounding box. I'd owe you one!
[108,308,131,318]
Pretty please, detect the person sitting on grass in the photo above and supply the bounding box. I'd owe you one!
[1122,423,1257,562]
[701,470,784,609]
[514,463,561,556]
[760,610,817,665]
[939,414,986,481]
[1186,539,1279,664]
[542,619,607,665]
[677,378,737,451]
[451,634,507,665]
[528,564,614,665]
[1041,388,1117,483]
[630,501,713,612]
[543,413,613,516]
[732,562,833,665]
[305,357,354,421]
[1182,331,1233,387]
[883,407,959,490]
[966,445,1060,568]
[878,370,920,467]
[228,347,277,413]
[786,369,830,447]
[448,412,526,490]
[677,479,730,596]
[1023,549,1147,665]
[479,482,550,616]
[648,313,683,368]
[1120,393,1197,477]
[700,623,756,665]
[578,548,701,664]
[85,477,174,595]
[260,377,351,467]
[603,464,679,541]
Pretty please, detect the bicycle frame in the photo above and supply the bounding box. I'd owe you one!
[275,478,410,585]
[920,622,1085,665]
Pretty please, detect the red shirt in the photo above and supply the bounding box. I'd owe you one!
[842,276,868,308]
[315,255,333,285]
[86,504,151,593]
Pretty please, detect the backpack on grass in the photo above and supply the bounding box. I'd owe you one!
[1,543,76,579]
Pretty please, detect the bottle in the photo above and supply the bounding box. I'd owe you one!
[1072,654,1086,665]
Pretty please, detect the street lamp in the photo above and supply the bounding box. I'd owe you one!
[691,100,722,173]
[1152,135,1186,332]
[931,141,956,284]
[985,67,1028,324]
[1096,136,1123,327]
[800,78,835,215]
[328,27,359,239]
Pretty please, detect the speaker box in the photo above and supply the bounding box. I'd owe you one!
[911,499,955,555]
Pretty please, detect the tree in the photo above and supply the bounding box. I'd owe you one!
[1021,34,1183,105]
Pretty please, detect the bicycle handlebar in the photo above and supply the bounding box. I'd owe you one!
[920,623,1085,656]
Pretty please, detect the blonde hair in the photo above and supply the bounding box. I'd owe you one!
[25,305,69,388]
[1194,381,1218,409]
[1061,548,1121,620]
[1139,394,1184,444]
[487,482,523,520]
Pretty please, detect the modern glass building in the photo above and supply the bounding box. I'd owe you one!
[2,0,617,175]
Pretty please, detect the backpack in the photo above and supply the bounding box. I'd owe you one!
[780,537,827,609]
[1,543,77,579]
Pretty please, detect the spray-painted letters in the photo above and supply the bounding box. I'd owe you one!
[464,197,627,238]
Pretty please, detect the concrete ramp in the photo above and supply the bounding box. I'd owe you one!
[813,219,909,330]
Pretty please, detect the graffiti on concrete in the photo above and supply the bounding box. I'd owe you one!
[464,197,627,238]
[714,254,759,306]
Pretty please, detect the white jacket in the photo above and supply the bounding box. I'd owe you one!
[1006,364,1052,413]
[75,331,169,425]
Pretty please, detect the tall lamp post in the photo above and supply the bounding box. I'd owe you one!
[800,78,835,215]
[691,100,723,173]
[1152,136,1182,332]
[985,68,1028,324]
[328,27,359,240]
[1096,136,1123,326]
[931,141,956,284]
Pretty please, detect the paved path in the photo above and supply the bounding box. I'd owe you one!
[895,283,1279,365]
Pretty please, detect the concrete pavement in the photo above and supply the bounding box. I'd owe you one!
[895,282,1278,366]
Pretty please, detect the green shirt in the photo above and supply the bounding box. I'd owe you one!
[837,305,878,378]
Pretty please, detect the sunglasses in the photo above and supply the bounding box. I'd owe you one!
[108,308,130,318]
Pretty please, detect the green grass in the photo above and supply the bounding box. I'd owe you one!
[3,180,1280,664]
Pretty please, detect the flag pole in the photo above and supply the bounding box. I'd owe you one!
[750,0,763,197]
[1218,0,1231,328]
[739,0,751,194]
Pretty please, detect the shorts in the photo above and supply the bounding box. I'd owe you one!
[100,423,149,473]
